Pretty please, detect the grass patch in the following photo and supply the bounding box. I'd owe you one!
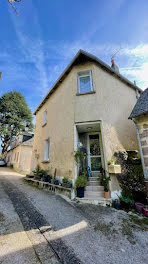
[94,221,117,237]
[121,219,136,245]
[129,214,148,231]
[23,179,43,190]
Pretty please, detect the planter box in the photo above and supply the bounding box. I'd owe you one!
[24,178,72,199]
[108,164,121,174]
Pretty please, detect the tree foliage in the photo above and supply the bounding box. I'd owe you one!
[0,90,33,153]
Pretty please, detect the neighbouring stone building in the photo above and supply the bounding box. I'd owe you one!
[129,87,148,199]
[6,132,34,175]
[32,49,142,200]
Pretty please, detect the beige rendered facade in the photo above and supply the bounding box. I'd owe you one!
[32,50,140,188]
[7,140,33,175]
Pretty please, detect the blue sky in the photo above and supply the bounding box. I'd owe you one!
[0,0,148,113]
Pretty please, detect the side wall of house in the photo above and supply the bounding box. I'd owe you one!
[32,70,75,179]
[7,145,32,174]
[73,63,138,160]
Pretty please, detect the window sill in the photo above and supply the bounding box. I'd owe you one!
[42,160,50,163]
[76,91,96,96]
[42,123,47,127]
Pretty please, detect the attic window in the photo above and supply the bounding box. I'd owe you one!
[78,70,93,94]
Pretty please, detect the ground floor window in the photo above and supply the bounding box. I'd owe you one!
[44,138,50,161]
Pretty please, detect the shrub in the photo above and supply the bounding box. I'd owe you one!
[75,176,87,188]
[62,177,73,188]
[119,194,134,205]
[33,165,48,180]
[102,176,111,192]
[114,151,146,203]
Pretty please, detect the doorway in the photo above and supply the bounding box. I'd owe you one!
[87,133,102,172]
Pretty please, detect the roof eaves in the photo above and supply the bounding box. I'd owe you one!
[129,110,148,119]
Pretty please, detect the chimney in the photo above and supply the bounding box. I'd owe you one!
[111,58,119,74]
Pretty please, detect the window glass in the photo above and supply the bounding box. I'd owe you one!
[43,111,47,125]
[44,139,50,161]
[78,71,92,93]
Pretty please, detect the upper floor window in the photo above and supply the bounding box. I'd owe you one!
[43,110,47,126]
[78,70,93,94]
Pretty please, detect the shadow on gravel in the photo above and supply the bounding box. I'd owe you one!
[1,179,83,264]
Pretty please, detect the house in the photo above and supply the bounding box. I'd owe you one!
[7,132,34,174]
[129,88,148,200]
[32,49,142,200]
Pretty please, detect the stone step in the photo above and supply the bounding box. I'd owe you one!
[91,172,101,177]
[84,190,104,198]
[85,186,104,192]
[76,198,112,206]
[87,181,99,186]
[88,177,99,181]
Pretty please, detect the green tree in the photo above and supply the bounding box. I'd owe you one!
[0,90,33,154]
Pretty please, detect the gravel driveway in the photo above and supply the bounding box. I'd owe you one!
[0,168,148,264]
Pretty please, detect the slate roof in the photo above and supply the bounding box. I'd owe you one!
[129,88,148,119]
[34,49,142,115]
[8,137,34,152]
[21,137,34,146]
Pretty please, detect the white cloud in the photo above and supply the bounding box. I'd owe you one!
[7,0,148,95]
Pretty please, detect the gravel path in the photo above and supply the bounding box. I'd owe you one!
[0,168,148,264]
[0,181,42,264]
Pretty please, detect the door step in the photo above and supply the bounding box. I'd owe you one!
[85,186,104,192]
[88,177,99,181]
[76,197,112,206]
[84,190,104,198]
[87,181,100,186]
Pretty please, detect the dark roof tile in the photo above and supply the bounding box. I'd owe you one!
[129,88,148,118]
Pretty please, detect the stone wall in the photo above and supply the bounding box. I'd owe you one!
[137,114,148,177]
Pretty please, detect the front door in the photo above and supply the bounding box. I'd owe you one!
[87,133,102,171]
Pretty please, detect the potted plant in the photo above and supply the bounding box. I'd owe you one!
[135,202,144,213]
[143,205,148,218]
[54,178,60,185]
[103,176,111,199]
[99,167,105,186]
[47,175,52,183]
[75,176,87,198]
[119,194,134,211]
[108,159,115,166]
[113,199,120,209]
[62,177,73,188]
[33,165,44,180]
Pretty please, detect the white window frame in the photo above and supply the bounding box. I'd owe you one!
[44,138,50,161]
[78,70,93,94]
[43,110,47,126]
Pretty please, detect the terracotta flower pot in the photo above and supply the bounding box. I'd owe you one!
[104,191,110,199]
